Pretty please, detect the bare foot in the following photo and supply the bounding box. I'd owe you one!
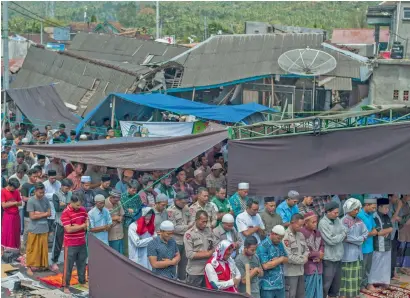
[63,287,71,294]
[366,284,379,292]
[26,267,34,276]
[392,274,400,280]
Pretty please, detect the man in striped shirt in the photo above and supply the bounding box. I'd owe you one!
[60,193,88,294]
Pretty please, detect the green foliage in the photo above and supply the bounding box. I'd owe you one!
[8,1,374,41]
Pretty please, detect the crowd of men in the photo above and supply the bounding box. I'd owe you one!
[1,122,410,298]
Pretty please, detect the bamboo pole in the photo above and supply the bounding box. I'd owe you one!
[245,263,251,295]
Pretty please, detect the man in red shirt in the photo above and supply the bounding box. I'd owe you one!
[60,193,88,294]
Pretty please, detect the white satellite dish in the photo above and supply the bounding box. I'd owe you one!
[278,48,337,76]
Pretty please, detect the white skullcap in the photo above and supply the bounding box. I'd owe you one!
[238,182,249,190]
[194,169,202,177]
[81,176,91,183]
[94,194,105,202]
[79,134,88,140]
[160,220,174,231]
[156,193,169,203]
[343,198,362,214]
[222,214,234,223]
[21,138,30,144]
[272,225,286,236]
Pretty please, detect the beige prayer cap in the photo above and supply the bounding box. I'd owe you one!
[272,225,285,235]
[194,169,202,177]
[238,182,249,190]
[222,214,234,223]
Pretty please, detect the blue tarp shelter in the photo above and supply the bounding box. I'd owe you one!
[76,93,277,134]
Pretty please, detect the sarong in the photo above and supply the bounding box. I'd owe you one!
[1,212,21,249]
[340,260,362,297]
[368,250,391,285]
[304,270,323,298]
[26,232,49,268]
[397,241,410,268]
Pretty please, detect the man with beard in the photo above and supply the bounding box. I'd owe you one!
[229,183,250,218]
[236,199,265,246]
[155,174,176,206]
[213,214,242,258]
[236,236,263,297]
[189,169,206,202]
[74,176,95,212]
[153,194,169,231]
[206,163,226,196]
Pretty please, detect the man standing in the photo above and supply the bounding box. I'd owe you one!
[115,169,134,194]
[7,151,28,176]
[300,212,324,298]
[260,197,283,235]
[167,191,193,281]
[340,198,368,298]
[211,187,232,227]
[276,190,300,228]
[105,189,125,254]
[74,176,95,212]
[198,156,211,177]
[312,196,332,218]
[368,198,393,290]
[298,196,315,216]
[172,169,194,203]
[84,165,103,189]
[154,175,176,205]
[120,180,143,257]
[50,178,73,272]
[61,194,88,294]
[189,169,206,201]
[9,164,29,186]
[235,236,263,298]
[282,213,309,298]
[213,214,243,258]
[45,158,65,180]
[147,220,181,280]
[184,210,216,287]
[26,182,51,276]
[43,170,61,239]
[318,201,347,298]
[153,193,169,231]
[67,163,84,191]
[357,197,378,292]
[94,174,112,198]
[205,163,226,196]
[188,187,217,228]
[229,182,250,218]
[257,225,288,298]
[88,194,112,245]
[236,199,265,246]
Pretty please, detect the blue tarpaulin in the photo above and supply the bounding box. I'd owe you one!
[76,93,277,133]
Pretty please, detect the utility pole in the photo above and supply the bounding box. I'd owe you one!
[156,0,160,39]
[2,1,9,90]
[40,21,43,45]
[2,1,10,130]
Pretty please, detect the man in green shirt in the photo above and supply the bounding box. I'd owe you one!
[211,187,232,227]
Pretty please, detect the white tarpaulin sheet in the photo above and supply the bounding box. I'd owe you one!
[120,121,194,137]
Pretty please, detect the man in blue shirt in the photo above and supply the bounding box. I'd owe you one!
[357,197,377,291]
[276,190,300,228]
[257,225,288,298]
[88,194,112,245]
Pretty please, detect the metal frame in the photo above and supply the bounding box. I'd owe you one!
[228,108,410,140]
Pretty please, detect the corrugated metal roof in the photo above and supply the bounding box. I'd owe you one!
[169,33,366,89]
[69,32,187,66]
[321,77,353,91]
[331,29,390,44]
[10,46,138,116]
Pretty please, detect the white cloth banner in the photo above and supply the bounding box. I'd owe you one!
[120,121,194,137]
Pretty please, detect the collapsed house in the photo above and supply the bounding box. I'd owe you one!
[135,33,371,114]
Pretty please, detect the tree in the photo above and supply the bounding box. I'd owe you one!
[91,15,97,23]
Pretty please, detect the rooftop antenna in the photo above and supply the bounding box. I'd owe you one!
[278,47,337,116]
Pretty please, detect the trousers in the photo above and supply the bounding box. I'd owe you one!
[323,260,342,297]
[361,252,373,288]
[186,274,205,288]
[63,244,87,287]
[51,223,64,264]
[177,244,188,281]
[261,288,285,298]
[285,275,305,298]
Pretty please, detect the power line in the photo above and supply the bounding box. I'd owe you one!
[9,5,66,29]
[11,1,63,28]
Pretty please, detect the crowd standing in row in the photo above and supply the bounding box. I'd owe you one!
[1,122,410,297]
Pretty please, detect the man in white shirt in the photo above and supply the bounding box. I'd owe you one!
[43,170,61,241]
[236,199,265,248]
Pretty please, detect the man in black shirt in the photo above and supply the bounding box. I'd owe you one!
[93,174,112,198]
[20,168,41,253]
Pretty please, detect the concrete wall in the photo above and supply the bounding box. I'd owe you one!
[395,2,410,58]
[370,63,410,105]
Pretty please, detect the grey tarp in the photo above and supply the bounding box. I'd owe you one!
[228,123,410,196]
[88,235,248,298]
[19,124,227,170]
[4,85,80,130]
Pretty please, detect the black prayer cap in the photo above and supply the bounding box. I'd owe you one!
[377,198,390,206]
[325,201,339,212]
[48,170,57,177]
[101,174,111,182]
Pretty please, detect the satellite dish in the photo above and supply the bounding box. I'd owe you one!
[278,48,337,76]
